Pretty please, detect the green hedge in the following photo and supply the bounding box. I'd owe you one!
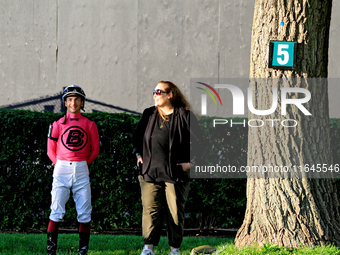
[0,109,339,231]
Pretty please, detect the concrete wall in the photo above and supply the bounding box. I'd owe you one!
[0,0,339,113]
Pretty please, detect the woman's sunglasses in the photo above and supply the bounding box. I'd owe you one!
[153,89,170,96]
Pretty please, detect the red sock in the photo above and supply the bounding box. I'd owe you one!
[79,222,91,233]
[47,220,59,232]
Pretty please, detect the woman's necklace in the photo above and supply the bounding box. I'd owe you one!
[160,116,165,129]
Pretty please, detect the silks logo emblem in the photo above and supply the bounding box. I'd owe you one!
[61,126,88,151]
[196,82,222,115]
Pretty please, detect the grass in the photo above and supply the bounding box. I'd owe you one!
[0,233,339,254]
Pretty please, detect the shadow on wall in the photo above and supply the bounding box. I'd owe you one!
[0,92,140,114]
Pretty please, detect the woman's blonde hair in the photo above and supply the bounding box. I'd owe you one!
[157,80,190,120]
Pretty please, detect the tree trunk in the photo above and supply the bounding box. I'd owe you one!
[234,0,340,248]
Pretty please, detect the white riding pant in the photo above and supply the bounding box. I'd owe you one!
[49,160,92,223]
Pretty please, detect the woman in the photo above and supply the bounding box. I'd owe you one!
[133,81,201,255]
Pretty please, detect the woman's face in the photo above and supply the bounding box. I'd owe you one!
[154,83,171,108]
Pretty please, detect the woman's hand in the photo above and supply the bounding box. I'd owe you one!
[177,162,191,171]
[136,155,143,167]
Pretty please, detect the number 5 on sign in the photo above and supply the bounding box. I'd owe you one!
[269,41,297,69]
[277,44,289,65]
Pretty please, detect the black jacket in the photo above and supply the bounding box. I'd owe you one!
[132,106,201,182]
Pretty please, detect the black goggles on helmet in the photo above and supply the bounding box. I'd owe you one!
[62,85,86,100]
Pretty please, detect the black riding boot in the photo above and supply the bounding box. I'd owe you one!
[47,232,58,255]
[78,232,90,255]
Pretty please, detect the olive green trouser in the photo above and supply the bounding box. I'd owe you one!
[138,175,190,247]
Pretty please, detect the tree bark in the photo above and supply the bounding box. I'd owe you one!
[234,0,340,248]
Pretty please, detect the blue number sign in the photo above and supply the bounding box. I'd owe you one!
[268,41,297,69]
